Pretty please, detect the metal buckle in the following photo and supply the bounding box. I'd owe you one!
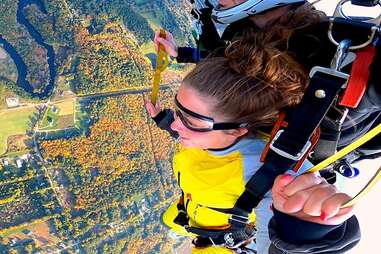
[309,66,350,83]
[224,233,235,248]
[310,38,351,85]
[225,232,257,250]
[229,214,249,225]
[269,130,312,161]
[329,0,381,50]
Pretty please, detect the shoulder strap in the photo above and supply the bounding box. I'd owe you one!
[235,71,347,213]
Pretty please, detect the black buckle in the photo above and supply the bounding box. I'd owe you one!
[229,214,249,225]
[351,0,380,7]
[270,130,312,161]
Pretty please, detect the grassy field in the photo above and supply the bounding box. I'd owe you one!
[0,107,36,155]
[39,99,75,130]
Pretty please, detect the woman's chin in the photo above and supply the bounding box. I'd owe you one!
[178,137,195,147]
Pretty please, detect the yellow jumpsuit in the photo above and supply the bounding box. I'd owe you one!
[163,138,265,253]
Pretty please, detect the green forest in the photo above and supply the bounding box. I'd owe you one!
[0,0,193,253]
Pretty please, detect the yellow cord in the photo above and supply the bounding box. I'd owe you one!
[309,123,381,173]
[341,166,381,208]
[151,29,170,105]
[307,123,381,207]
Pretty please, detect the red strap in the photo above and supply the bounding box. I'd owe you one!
[339,45,376,108]
[260,112,320,172]
[260,112,287,163]
[292,127,320,172]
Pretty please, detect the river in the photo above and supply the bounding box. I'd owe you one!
[0,0,56,99]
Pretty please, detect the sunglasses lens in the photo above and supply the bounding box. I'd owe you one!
[175,109,213,132]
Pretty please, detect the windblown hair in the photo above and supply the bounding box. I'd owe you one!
[183,36,309,136]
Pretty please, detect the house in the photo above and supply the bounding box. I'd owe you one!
[15,158,23,168]
[6,97,20,108]
[51,105,58,114]
[1,158,9,166]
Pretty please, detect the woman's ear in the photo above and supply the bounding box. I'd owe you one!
[227,128,248,138]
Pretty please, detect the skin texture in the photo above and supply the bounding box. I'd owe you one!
[218,0,246,8]
[145,84,247,149]
[272,173,354,225]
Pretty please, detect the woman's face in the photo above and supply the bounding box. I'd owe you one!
[170,85,247,149]
[218,0,246,9]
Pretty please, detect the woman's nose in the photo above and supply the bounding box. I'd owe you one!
[170,115,185,133]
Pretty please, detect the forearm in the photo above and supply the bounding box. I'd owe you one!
[176,47,210,63]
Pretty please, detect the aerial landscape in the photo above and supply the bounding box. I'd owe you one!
[2,1,381,253]
[0,0,193,253]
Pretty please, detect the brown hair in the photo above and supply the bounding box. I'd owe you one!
[182,36,309,136]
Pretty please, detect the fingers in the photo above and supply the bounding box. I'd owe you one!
[154,31,160,53]
[283,173,324,197]
[272,174,296,211]
[144,99,161,118]
[157,37,178,57]
[282,185,321,214]
[272,174,295,194]
[307,193,354,225]
[320,193,352,220]
[301,184,337,216]
[272,172,354,225]
[153,29,178,57]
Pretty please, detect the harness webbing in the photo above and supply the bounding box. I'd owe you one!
[174,169,255,248]
[340,45,376,108]
[234,71,346,213]
[351,0,379,7]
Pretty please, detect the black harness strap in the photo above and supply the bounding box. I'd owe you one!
[235,72,347,213]
[351,0,379,7]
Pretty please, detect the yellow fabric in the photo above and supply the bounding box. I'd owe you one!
[162,200,194,236]
[192,246,235,254]
[171,146,256,228]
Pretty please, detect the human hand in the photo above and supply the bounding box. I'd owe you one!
[145,99,162,118]
[272,173,354,225]
[154,30,178,57]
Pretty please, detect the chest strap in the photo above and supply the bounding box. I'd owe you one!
[174,173,255,249]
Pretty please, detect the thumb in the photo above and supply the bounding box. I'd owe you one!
[272,174,295,194]
[155,100,161,109]
[145,101,155,114]
[272,174,295,212]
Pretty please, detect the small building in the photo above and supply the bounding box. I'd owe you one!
[6,97,20,108]
[1,159,9,166]
[15,158,23,168]
[22,229,33,236]
[9,237,18,246]
[59,242,67,249]
[51,105,58,114]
